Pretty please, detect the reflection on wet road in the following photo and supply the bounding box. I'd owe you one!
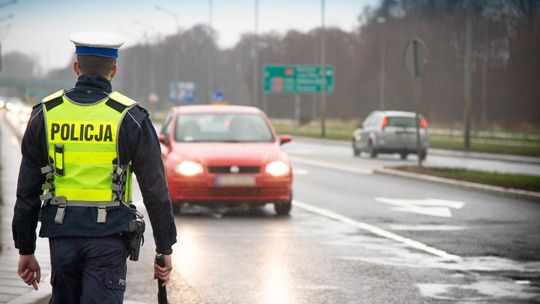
[120,126,540,303]
[125,204,540,303]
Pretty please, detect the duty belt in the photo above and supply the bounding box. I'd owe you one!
[48,196,121,224]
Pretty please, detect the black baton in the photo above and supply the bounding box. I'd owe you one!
[155,254,169,304]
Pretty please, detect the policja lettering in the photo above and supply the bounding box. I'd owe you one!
[50,122,113,142]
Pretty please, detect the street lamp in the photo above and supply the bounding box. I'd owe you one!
[252,0,259,107]
[377,16,386,111]
[207,0,214,103]
[133,19,158,43]
[0,0,17,52]
[320,0,327,138]
[155,5,180,31]
[133,19,158,107]
[155,4,180,81]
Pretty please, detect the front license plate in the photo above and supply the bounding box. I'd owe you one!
[215,175,256,187]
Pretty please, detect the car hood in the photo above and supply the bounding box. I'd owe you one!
[171,142,285,166]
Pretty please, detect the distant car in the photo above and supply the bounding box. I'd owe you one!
[352,111,428,160]
[159,105,293,216]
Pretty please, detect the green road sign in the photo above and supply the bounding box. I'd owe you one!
[263,65,335,94]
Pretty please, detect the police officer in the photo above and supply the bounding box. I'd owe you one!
[12,32,177,303]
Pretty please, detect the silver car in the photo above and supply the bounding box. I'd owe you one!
[352,111,428,160]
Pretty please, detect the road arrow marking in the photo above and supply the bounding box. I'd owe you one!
[294,200,461,261]
[375,197,465,218]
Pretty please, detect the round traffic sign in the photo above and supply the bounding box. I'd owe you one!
[404,37,428,78]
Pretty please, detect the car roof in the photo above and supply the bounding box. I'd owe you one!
[376,111,418,117]
[173,105,264,115]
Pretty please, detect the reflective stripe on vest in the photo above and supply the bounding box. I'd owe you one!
[42,91,136,207]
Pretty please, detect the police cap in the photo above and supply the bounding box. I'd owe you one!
[69,31,125,58]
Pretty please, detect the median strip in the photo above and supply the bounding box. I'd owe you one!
[375,167,540,202]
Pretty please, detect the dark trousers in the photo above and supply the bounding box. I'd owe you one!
[48,235,127,304]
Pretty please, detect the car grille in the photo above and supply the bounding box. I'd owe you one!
[208,166,260,174]
[209,188,261,196]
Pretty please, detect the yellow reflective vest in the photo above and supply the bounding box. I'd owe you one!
[40,90,137,224]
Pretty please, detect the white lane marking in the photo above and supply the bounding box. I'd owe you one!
[389,224,466,231]
[375,197,465,218]
[293,168,308,175]
[293,200,461,261]
[290,157,372,175]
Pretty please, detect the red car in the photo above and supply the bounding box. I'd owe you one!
[158,105,293,216]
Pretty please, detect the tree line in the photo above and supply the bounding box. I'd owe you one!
[5,0,540,130]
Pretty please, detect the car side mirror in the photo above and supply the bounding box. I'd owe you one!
[279,135,293,145]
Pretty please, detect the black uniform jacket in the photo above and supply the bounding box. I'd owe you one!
[12,75,177,255]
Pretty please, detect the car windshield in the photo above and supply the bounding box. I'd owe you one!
[387,116,417,128]
[174,113,274,143]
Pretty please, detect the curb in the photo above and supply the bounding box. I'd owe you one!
[429,148,540,165]
[7,282,51,304]
[374,167,540,202]
[1,113,52,304]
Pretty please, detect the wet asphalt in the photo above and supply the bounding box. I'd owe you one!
[123,139,540,303]
[1,112,539,303]
[124,201,540,303]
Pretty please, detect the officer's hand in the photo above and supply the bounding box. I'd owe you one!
[154,254,172,286]
[17,254,41,290]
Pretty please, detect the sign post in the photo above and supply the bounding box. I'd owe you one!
[404,37,428,167]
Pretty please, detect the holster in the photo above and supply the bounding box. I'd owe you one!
[125,204,145,261]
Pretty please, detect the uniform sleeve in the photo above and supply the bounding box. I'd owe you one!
[123,107,177,254]
[12,105,47,255]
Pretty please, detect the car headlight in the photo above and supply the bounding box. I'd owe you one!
[175,161,204,176]
[265,161,290,177]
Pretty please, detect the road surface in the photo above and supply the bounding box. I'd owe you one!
[1,111,539,303]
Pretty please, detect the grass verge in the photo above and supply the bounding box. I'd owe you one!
[429,136,540,157]
[272,120,540,157]
[393,166,540,193]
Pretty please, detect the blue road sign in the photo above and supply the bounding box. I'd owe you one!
[169,81,196,104]
[211,91,224,101]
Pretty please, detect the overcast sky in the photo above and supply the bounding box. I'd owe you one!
[1,0,378,72]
